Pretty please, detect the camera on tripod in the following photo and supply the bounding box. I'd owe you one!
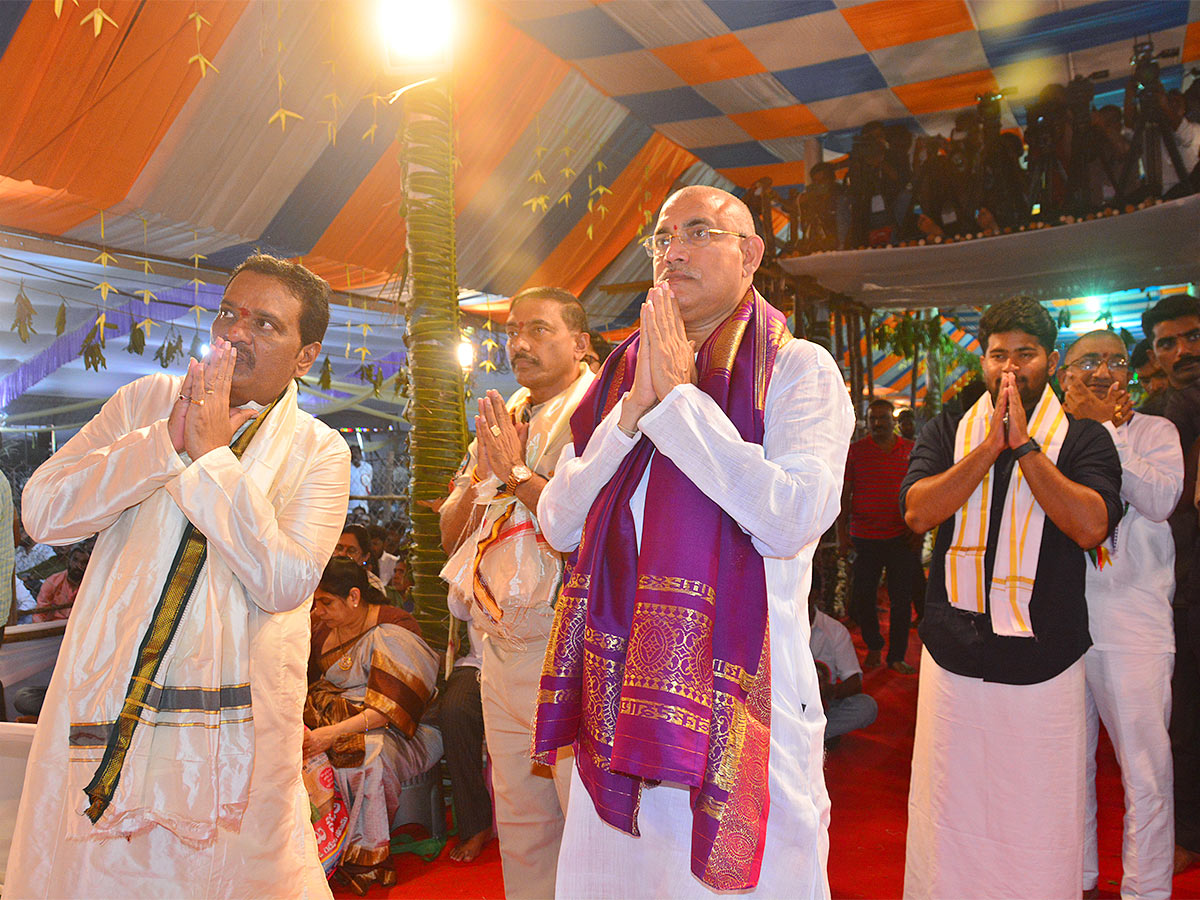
[1116,36,1190,202]
[1132,40,1163,92]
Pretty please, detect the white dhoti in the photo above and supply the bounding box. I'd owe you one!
[1083,647,1175,899]
[905,647,1086,899]
[553,697,831,900]
[5,373,350,899]
[480,638,571,900]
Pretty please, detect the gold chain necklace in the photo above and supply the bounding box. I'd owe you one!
[334,610,369,671]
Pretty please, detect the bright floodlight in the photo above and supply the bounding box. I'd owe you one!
[457,339,475,369]
[379,0,455,63]
[1084,296,1102,313]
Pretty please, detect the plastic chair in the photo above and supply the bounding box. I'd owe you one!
[390,765,445,841]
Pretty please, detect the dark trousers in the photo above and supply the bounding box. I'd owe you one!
[1173,605,1200,852]
[851,535,918,664]
[441,665,492,842]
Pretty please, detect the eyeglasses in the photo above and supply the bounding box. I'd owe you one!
[1062,355,1129,373]
[1153,329,1200,353]
[640,225,748,258]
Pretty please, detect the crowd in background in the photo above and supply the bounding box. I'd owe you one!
[800,59,1200,252]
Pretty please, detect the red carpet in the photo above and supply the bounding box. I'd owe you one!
[335,607,1200,898]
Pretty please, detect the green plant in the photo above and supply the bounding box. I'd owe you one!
[872,311,982,408]
[400,79,467,661]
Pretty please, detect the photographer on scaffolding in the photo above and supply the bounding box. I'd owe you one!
[1119,41,1200,201]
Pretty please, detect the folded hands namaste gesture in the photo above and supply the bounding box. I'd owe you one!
[168,337,258,459]
[621,285,697,431]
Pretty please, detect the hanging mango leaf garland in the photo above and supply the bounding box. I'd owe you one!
[80,310,118,371]
[125,313,145,355]
[81,326,106,371]
[154,326,184,368]
[11,282,36,343]
[354,363,385,397]
[318,355,333,391]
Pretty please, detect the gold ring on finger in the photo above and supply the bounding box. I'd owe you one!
[489,425,502,437]
[177,394,191,402]
[190,398,205,407]
[205,389,215,395]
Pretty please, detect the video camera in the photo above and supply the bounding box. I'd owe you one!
[1132,40,1161,92]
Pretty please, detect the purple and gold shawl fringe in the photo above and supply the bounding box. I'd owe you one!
[532,289,789,890]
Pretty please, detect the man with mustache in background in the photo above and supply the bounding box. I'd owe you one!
[532,185,854,897]
[439,286,593,897]
[1140,293,1200,875]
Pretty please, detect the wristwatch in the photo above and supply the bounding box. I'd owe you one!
[1012,437,1041,459]
[505,464,534,493]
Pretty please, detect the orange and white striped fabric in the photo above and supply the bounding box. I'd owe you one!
[440,365,595,651]
[946,384,1067,637]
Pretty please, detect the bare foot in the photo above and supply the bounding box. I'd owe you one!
[1175,844,1199,875]
[450,827,494,863]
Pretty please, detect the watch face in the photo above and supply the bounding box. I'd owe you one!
[511,465,533,482]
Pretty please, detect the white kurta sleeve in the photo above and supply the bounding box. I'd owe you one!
[536,396,642,553]
[22,375,186,545]
[166,429,350,613]
[637,339,854,559]
[1103,416,1183,523]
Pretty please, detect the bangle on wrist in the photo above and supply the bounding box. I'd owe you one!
[617,421,637,439]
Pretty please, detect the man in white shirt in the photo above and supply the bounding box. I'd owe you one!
[8,254,349,899]
[1060,330,1183,899]
[809,598,877,742]
[532,185,853,898]
[348,443,372,515]
[439,286,593,899]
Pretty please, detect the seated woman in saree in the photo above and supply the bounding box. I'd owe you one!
[303,557,443,895]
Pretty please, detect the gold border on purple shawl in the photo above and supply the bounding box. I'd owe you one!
[540,589,588,681]
[602,354,628,419]
[702,625,772,889]
[623,601,714,706]
[699,292,751,380]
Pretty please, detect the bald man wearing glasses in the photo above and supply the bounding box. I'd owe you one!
[1060,330,1183,898]
[532,186,853,898]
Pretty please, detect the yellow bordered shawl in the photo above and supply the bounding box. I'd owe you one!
[947,384,1067,636]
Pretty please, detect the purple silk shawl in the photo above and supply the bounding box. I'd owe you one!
[532,289,789,890]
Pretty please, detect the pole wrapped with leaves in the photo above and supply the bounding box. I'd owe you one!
[401,78,467,656]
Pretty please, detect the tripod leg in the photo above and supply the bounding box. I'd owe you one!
[1162,124,1195,194]
[1115,120,1147,205]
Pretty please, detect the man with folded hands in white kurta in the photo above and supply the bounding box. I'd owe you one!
[1059,329,1183,899]
[6,254,350,900]
[531,185,853,898]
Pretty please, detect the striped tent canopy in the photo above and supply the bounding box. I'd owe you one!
[1,1,1197,413]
